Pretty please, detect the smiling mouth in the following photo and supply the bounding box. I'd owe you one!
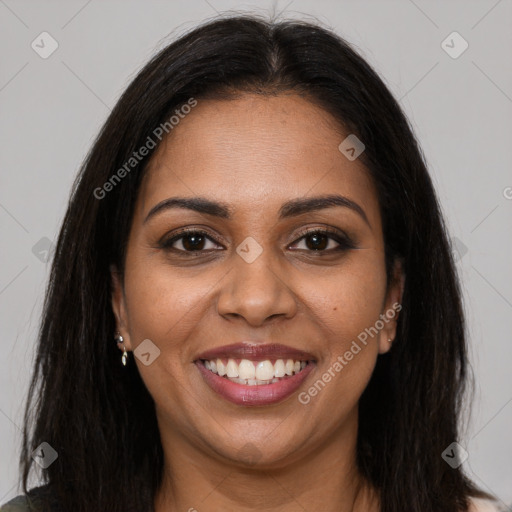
[198,358,312,386]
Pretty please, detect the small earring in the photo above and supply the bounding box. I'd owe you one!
[114,331,128,366]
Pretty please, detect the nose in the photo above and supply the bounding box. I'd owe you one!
[216,246,298,327]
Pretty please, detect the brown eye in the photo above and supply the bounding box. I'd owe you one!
[290,229,356,253]
[159,227,356,256]
[302,232,330,251]
[161,230,222,253]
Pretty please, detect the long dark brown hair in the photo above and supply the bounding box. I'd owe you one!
[19,12,494,512]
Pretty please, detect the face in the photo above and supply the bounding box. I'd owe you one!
[112,93,403,468]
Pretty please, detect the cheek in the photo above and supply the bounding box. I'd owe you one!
[121,256,209,410]
[122,252,216,360]
[296,251,386,408]
[306,252,387,347]
[299,280,383,423]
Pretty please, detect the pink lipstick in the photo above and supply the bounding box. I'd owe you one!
[195,342,316,406]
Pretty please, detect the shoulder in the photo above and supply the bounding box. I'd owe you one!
[0,495,31,511]
[467,496,507,512]
[0,485,50,512]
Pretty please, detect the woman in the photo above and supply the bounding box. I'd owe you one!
[1,13,504,512]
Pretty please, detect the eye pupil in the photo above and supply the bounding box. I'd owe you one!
[306,233,328,251]
[183,234,205,251]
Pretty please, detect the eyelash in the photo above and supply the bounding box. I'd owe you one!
[159,227,356,256]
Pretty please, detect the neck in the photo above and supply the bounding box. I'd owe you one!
[154,409,379,512]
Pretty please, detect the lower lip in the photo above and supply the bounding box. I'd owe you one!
[196,361,315,406]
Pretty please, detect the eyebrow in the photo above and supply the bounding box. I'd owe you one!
[143,194,370,227]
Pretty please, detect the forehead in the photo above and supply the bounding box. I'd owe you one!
[138,93,379,225]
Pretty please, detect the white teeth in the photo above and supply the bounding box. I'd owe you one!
[274,359,285,378]
[217,359,226,376]
[255,360,274,381]
[203,357,309,384]
[226,359,239,378]
[232,378,272,386]
[238,359,256,380]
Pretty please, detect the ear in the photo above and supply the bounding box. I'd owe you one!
[377,258,405,355]
[110,265,132,351]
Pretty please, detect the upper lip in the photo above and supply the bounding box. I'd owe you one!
[195,342,316,362]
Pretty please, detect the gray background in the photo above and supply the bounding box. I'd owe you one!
[1,0,511,506]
